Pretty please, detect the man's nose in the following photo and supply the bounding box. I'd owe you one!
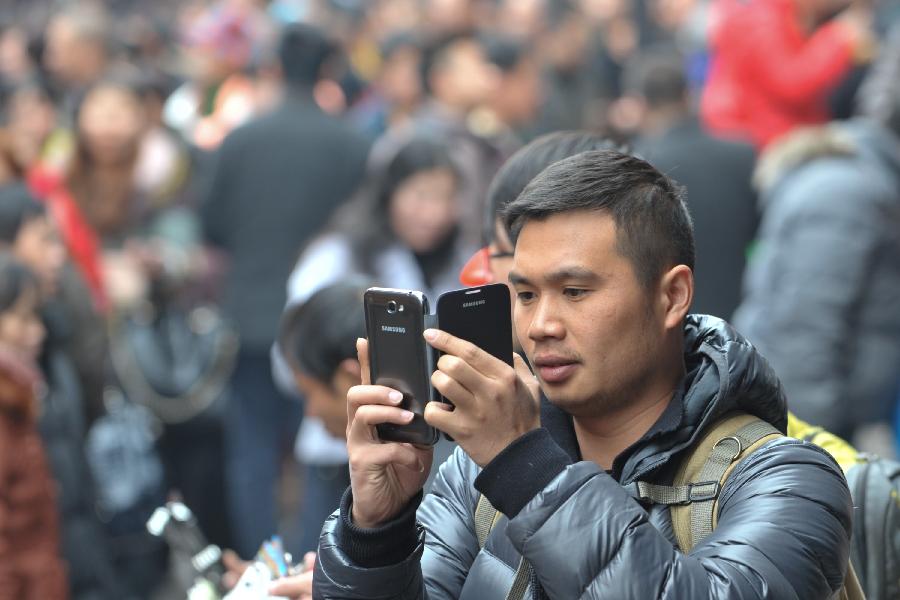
[527,298,564,341]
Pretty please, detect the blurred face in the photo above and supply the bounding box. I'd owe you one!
[294,362,358,438]
[14,216,66,296]
[380,46,423,109]
[509,211,665,417]
[45,17,105,87]
[78,85,145,166]
[0,283,45,363]
[433,40,498,111]
[495,57,542,126]
[8,89,57,167]
[390,167,459,253]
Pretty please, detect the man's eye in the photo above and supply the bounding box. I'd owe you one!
[563,288,588,299]
[517,291,535,302]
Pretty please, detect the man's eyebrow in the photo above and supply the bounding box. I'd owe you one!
[508,267,599,286]
[508,271,529,286]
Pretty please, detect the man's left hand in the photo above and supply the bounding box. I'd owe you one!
[423,329,540,467]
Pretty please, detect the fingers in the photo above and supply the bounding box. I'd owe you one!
[268,572,312,598]
[346,383,403,431]
[424,329,505,377]
[431,365,475,408]
[424,400,456,434]
[352,441,426,473]
[348,403,414,443]
[302,552,316,570]
[357,338,371,386]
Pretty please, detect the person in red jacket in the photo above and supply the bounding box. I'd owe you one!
[701,0,873,148]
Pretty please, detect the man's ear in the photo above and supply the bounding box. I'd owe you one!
[659,265,693,331]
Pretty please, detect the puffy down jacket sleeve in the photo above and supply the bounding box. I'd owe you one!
[314,447,482,599]
[503,437,852,599]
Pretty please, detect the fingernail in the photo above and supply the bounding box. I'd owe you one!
[401,410,414,421]
[423,329,438,341]
[389,391,403,403]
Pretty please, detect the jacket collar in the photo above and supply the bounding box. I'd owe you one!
[539,315,787,484]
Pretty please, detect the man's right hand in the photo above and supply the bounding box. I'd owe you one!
[346,338,433,529]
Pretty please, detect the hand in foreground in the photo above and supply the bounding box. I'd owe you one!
[268,552,316,599]
[424,329,540,467]
[221,549,250,589]
[347,339,434,529]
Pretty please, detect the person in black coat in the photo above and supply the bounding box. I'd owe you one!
[201,23,370,557]
[626,50,758,321]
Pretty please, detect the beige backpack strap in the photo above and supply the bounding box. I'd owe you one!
[632,412,781,552]
[474,494,503,549]
[473,494,532,600]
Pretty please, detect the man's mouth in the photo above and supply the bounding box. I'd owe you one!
[532,355,579,385]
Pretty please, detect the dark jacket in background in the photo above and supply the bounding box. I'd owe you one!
[313,316,852,599]
[734,118,900,437]
[38,348,122,600]
[635,117,758,320]
[202,91,370,350]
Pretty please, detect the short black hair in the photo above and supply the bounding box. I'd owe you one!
[622,49,687,109]
[278,23,336,88]
[0,184,46,244]
[480,32,527,74]
[485,131,618,243]
[503,149,694,289]
[278,278,372,383]
[0,251,37,313]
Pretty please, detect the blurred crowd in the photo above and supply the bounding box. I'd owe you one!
[0,0,898,598]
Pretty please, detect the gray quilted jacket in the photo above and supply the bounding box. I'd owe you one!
[313,315,853,599]
[734,118,900,437]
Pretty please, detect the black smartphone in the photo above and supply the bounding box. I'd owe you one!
[363,288,440,446]
[436,283,514,400]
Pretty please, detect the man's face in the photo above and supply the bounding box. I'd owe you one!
[510,210,665,417]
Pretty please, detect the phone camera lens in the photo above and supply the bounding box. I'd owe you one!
[387,300,398,314]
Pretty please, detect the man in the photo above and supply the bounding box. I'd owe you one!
[734,26,900,438]
[313,149,852,598]
[201,23,369,557]
[626,50,758,320]
[702,0,873,148]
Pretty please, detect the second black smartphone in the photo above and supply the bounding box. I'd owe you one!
[436,283,514,397]
[363,288,440,446]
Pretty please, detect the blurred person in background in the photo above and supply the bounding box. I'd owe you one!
[349,31,424,139]
[163,1,266,150]
[0,184,124,600]
[472,32,543,147]
[222,278,374,599]
[624,50,758,319]
[734,26,900,440]
[0,252,68,600]
[460,131,618,318]
[404,31,502,245]
[702,0,876,148]
[43,1,112,117]
[5,80,71,176]
[202,22,369,558]
[283,133,470,552]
